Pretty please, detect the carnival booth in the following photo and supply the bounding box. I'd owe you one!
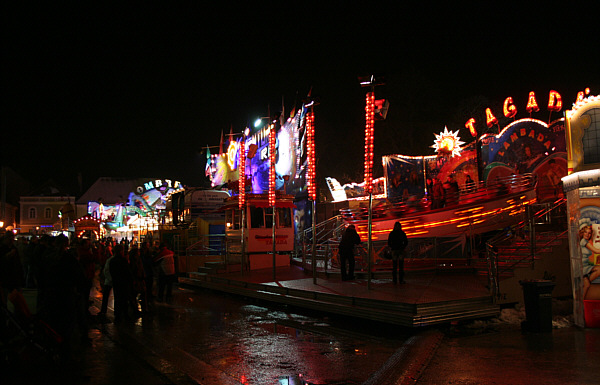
[562,92,600,328]
[223,192,295,270]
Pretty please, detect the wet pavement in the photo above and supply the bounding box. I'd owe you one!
[416,310,600,385]
[4,284,600,384]
[6,286,410,385]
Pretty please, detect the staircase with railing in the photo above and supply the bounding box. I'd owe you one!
[485,197,568,302]
[294,215,346,272]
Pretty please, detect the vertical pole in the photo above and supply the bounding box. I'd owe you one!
[305,107,317,283]
[268,122,277,282]
[529,205,536,269]
[476,138,482,184]
[239,135,246,275]
[241,205,245,274]
[312,199,317,284]
[1,167,6,228]
[368,192,373,290]
[469,220,474,264]
[272,206,276,281]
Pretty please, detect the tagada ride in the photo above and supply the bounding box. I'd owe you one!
[342,173,536,240]
[332,173,538,277]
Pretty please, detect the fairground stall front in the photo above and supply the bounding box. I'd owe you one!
[562,92,600,328]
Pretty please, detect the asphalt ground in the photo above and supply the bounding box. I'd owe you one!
[3,287,600,385]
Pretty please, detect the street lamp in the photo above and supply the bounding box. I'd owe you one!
[254,117,275,129]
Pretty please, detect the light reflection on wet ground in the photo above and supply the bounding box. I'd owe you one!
[141,287,410,384]
[7,285,410,384]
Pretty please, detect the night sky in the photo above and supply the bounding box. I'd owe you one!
[4,3,598,195]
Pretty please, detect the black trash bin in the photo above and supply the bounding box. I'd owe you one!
[520,279,555,333]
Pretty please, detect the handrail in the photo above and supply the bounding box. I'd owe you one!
[186,234,226,255]
[485,197,566,299]
[301,215,345,245]
[496,228,568,276]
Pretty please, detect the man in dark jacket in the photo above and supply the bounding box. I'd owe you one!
[109,244,133,323]
[338,224,361,281]
[387,221,408,284]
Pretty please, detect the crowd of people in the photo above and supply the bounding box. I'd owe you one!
[0,232,177,362]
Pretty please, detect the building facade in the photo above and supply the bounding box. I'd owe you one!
[19,195,76,235]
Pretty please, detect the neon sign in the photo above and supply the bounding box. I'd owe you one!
[485,108,498,128]
[466,89,591,135]
[503,97,517,119]
[227,141,239,170]
[465,118,477,137]
[136,179,182,194]
[548,90,562,112]
[526,91,540,113]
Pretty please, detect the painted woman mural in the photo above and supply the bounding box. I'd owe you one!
[579,216,600,301]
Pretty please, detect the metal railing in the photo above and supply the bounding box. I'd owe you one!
[297,215,346,271]
[486,197,567,300]
[185,234,226,256]
[339,173,536,221]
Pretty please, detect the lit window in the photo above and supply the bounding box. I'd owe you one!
[582,108,600,164]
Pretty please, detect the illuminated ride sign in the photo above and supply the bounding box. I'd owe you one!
[465,88,590,137]
[130,179,184,213]
[88,178,185,232]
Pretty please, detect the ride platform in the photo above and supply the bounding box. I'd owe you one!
[179,263,499,328]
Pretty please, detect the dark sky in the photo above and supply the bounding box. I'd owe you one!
[4,3,598,195]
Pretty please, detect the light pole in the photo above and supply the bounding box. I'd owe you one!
[304,98,318,284]
[359,75,385,290]
[268,121,277,281]
[239,129,248,274]
[256,116,279,281]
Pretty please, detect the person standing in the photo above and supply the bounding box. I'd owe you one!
[140,241,155,305]
[387,222,408,284]
[464,174,476,193]
[109,244,133,323]
[156,243,176,301]
[338,224,361,281]
[0,233,24,305]
[98,250,114,321]
[128,243,146,314]
[432,177,445,209]
[443,175,459,206]
[36,235,87,360]
[76,238,97,315]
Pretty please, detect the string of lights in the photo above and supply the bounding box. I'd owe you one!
[306,111,316,201]
[363,92,375,194]
[268,124,276,206]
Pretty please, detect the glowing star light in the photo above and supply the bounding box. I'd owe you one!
[431,127,465,158]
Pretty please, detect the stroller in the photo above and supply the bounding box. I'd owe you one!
[1,289,63,368]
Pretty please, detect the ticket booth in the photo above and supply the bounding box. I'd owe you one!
[224,193,295,270]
